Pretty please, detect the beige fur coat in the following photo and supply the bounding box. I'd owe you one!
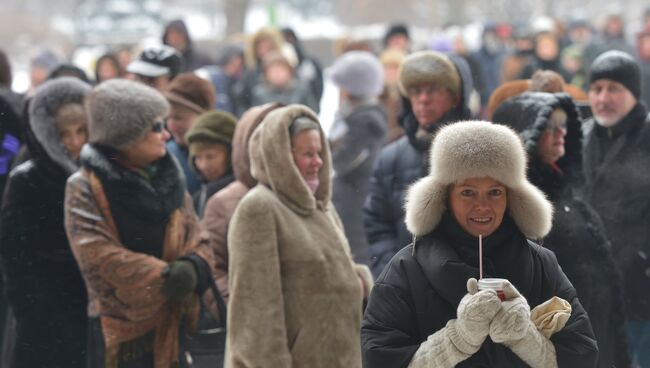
[225,105,369,368]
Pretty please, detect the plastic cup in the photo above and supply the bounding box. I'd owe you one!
[478,278,507,301]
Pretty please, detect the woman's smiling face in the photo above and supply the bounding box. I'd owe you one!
[448,177,507,237]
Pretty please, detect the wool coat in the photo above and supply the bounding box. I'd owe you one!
[201,102,283,301]
[64,145,216,368]
[0,79,89,368]
[493,92,631,368]
[582,102,650,322]
[363,56,473,277]
[331,103,387,265]
[226,104,369,368]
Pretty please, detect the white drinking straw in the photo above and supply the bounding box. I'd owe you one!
[479,234,483,279]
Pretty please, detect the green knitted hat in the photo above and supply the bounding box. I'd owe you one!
[187,111,237,171]
[186,110,237,148]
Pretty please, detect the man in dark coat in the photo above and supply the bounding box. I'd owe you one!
[363,51,472,277]
[0,77,90,367]
[329,51,387,265]
[582,50,650,366]
[163,19,213,72]
[493,91,632,368]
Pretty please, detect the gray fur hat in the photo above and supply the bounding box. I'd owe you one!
[86,79,169,150]
[397,50,461,98]
[329,51,384,98]
[404,120,553,240]
[29,77,91,174]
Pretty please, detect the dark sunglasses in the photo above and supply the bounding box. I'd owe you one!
[152,119,167,133]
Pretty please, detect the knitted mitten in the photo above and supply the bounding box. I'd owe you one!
[489,280,558,368]
[408,278,501,368]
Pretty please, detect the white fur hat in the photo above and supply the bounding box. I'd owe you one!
[404,120,553,240]
[329,51,384,98]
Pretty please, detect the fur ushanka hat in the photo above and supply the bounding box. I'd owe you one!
[85,79,169,150]
[397,50,460,98]
[404,120,553,240]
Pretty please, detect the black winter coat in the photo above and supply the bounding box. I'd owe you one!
[363,56,474,278]
[493,92,632,367]
[0,148,87,368]
[331,104,387,265]
[361,214,599,368]
[582,103,650,321]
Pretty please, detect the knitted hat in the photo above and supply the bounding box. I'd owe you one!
[397,51,461,98]
[329,51,384,98]
[186,110,236,148]
[127,45,182,79]
[86,79,169,150]
[186,110,237,171]
[164,72,215,114]
[404,121,553,240]
[589,50,641,98]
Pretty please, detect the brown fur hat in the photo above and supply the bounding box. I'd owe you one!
[397,51,460,98]
[164,72,215,114]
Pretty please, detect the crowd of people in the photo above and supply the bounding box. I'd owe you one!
[0,10,649,368]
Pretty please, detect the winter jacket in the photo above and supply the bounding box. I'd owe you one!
[166,139,201,194]
[0,78,90,368]
[363,56,473,277]
[201,102,282,302]
[192,172,234,218]
[582,102,650,321]
[226,105,370,368]
[64,144,217,368]
[163,19,212,72]
[361,213,599,368]
[251,79,319,113]
[493,92,632,368]
[331,104,387,265]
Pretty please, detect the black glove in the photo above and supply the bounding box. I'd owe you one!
[161,259,197,302]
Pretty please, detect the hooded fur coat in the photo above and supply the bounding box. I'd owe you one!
[201,102,283,301]
[226,105,368,368]
[493,92,632,368]
[0,78,89,368]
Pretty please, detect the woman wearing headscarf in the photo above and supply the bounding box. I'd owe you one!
[0,77,90,367]
[64,79,217,368]
[492,91,631,368]
[361,121,598,367]
[226,104,373,367]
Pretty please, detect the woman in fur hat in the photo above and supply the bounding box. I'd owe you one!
[361,121,598,367]
[63,79,217,368]
[226,104,373,367]
[493,92,632,368]
[0,77,91,367]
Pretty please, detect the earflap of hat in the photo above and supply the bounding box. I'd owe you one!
[404,176,448,236]
[507,182,553,240]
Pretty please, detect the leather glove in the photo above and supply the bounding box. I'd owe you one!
[161,260,197,302]
[489,280,558,368]
[408,278,501,368]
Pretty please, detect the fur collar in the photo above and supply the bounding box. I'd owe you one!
[80,144,186,220]
[249,104,332,215]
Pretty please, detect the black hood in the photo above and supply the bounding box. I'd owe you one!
[492,92,583,196]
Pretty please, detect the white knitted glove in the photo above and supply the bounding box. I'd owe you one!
[408,278,501,368]
[489,280,558,368]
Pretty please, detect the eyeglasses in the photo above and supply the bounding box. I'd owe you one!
[407,84,446,97]
[545,120,567,133]
[152,119,167,133]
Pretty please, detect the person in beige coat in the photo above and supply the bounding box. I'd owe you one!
[200,102,283,300]
[225,104,372,368]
